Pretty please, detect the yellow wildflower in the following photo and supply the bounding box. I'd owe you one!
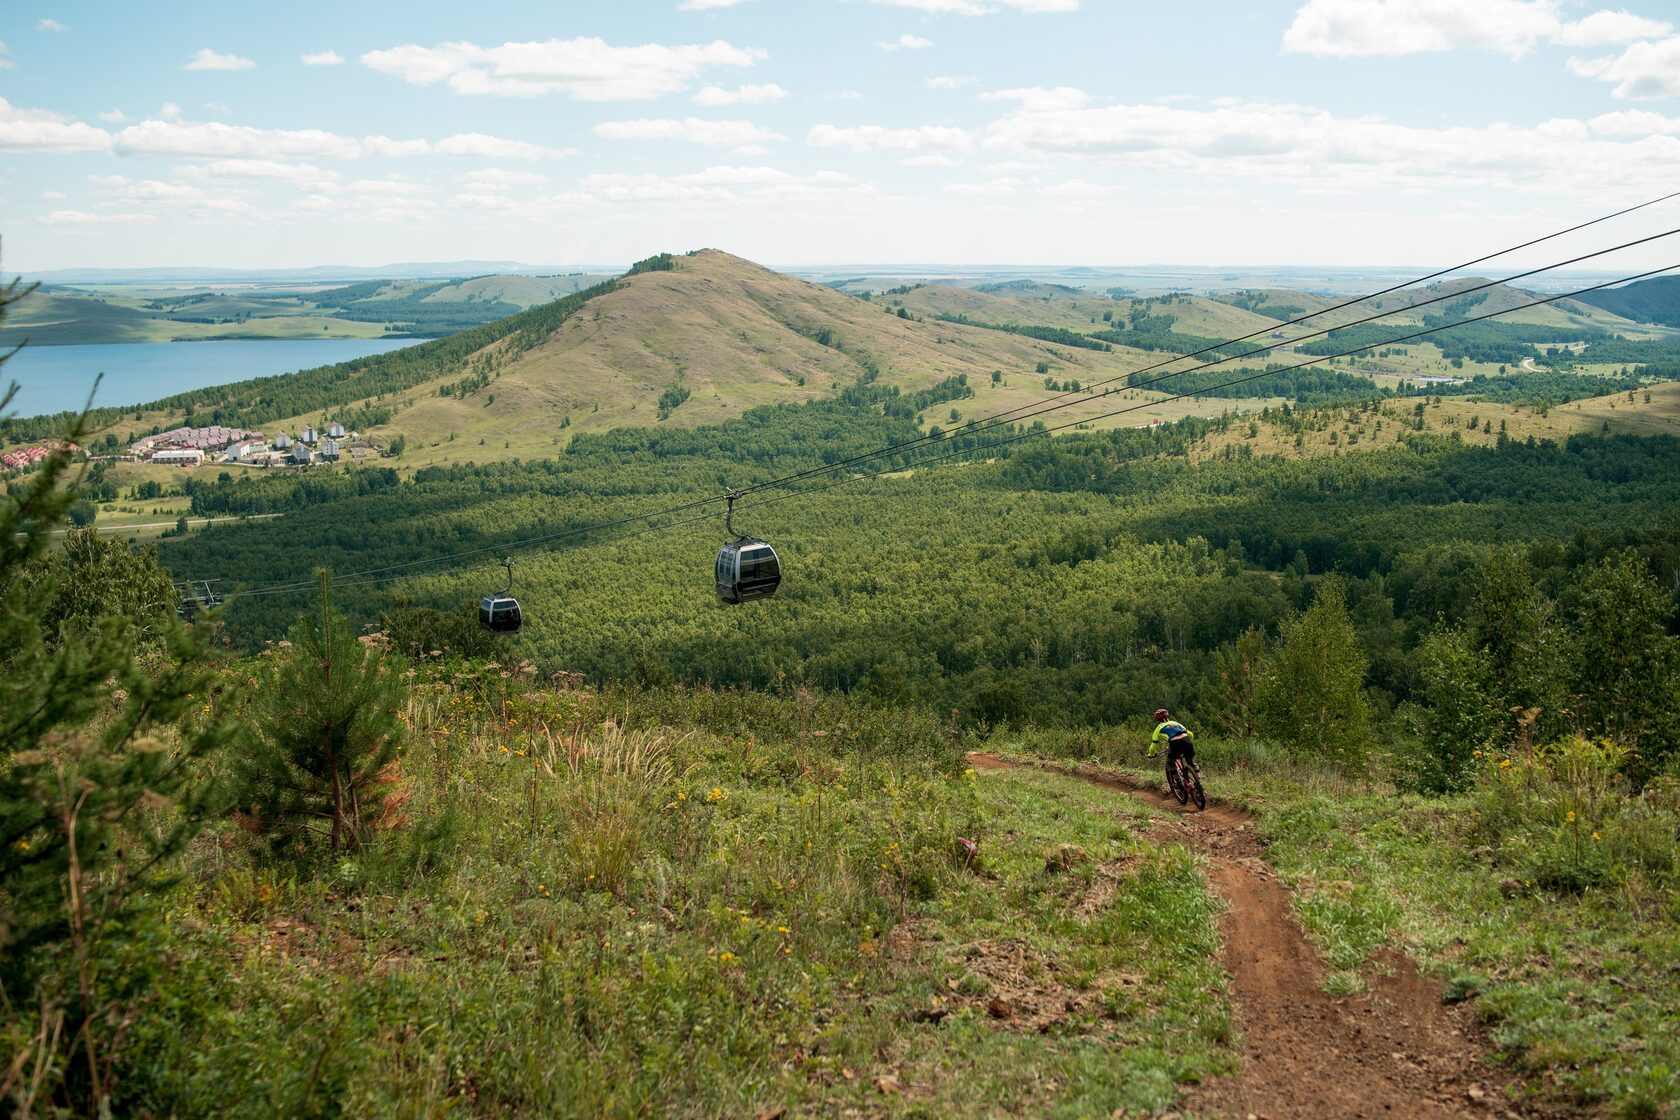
[1566,810,1576,823]
[1592,831,1601,842]
[1499,758,1512,770]
[718,951,736,965]
[706,787,727,803]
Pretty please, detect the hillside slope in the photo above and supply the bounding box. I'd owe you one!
[361,250,1253,466]
[1573,274,1680,326]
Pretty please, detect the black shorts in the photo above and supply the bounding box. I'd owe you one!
[1166,735,1194,764]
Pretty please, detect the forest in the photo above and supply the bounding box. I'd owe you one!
[153,381,1680,786]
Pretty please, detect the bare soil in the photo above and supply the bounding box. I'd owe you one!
[969,753,1547,1119]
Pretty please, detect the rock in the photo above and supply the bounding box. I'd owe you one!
[1467,1085,1486,1103]
[875,1075,901,1095]
[986,995,1014,1020]
[1045,844,1089,872]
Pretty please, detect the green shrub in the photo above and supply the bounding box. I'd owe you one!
[1471,737,1679,897]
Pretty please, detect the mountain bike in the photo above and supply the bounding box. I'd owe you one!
[1164,753,1206,811]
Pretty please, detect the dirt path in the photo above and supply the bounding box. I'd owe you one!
[969,753,1534,1119]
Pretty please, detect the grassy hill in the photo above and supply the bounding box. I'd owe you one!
[1573,274,1680,326]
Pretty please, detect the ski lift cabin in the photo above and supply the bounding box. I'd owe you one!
[716,538,781,603]
[479,558,522,633]
[714,490,781,604]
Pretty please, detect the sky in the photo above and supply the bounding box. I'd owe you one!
[4,0,1680,273]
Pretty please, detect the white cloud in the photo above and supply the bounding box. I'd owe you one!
[0,98,111,152]
[980,96,1680,197]
[160,102,183,121]
[204,102,231,117]
[301,49,345,66]
[184,48,256,71]
[40,209,158,225]
[876,34,934,51]
[693,82,787,105]
[1569,36,1680,98]
[869,0,1076,12]
[178,159,340,185]
[808,122,973,152]
[97,108,127,122]
[40,189,66,199]
[595,116,785,148]
[109,118,563,161]
[582,165,867,204]
[981,85,1090,111]
[434,132,564,159]
[923,75,975,89]
[460,167,549,187]
[1589,108,1680,134]
[359,37,764,99]
[902,152,960,166]
[37,18,69,32]
[1282,0,1671,58]
[1553,10,1674,46]
[679,0,750,8]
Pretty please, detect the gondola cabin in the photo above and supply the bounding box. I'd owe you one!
[715,537,781,604]
[478,558,522,633]
[479,594,523,633]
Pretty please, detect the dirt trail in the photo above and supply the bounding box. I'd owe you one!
[969,753,1533,1119]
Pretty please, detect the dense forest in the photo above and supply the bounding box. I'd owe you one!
[155,383,1680,785]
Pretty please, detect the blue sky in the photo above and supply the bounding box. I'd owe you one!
[4,0,1680,272]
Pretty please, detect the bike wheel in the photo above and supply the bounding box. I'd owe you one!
[1187,768,1206,811]
[1168,764,1189,805]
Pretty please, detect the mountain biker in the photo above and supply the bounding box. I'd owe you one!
[1147,708,1197,790]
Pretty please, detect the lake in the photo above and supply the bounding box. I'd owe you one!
[0,338,432,418]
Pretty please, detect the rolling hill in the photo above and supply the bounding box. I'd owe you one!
[1572,274,1680,326]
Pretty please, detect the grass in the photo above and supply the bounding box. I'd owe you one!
[113,679,1234,1118]
[1003,726,1680,1116]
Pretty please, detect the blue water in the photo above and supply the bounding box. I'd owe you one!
[0,338,432,418]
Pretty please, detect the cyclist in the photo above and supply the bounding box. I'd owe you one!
[1147,708,1197,791]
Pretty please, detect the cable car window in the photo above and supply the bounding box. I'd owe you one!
[739,549,779,582]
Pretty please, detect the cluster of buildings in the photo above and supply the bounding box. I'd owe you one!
[131,421,359,468]
[0,440,80,473]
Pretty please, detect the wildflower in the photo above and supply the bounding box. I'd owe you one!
[499,746,510,754]
[14,838,30,852]
[1471,750,1482,759]
[777,926,789,934]
[1499,758,1512,770]
[707,787,727,803]
[1592,831,1601,842]
[513,748,526,757]
[718,951,736,964]
[677,790,687,801]
[1566,810,1576,823]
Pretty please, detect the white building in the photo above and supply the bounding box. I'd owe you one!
[301,426,318,445]
[153,448,205,466]
[290,444,312,464]
[326,421,345,439]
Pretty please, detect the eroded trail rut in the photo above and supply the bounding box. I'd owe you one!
[969,754,1530,1120]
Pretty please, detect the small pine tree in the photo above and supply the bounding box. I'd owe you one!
[1254,574,1372,767]
[235,571,409,856]
[2,269,233,1113]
